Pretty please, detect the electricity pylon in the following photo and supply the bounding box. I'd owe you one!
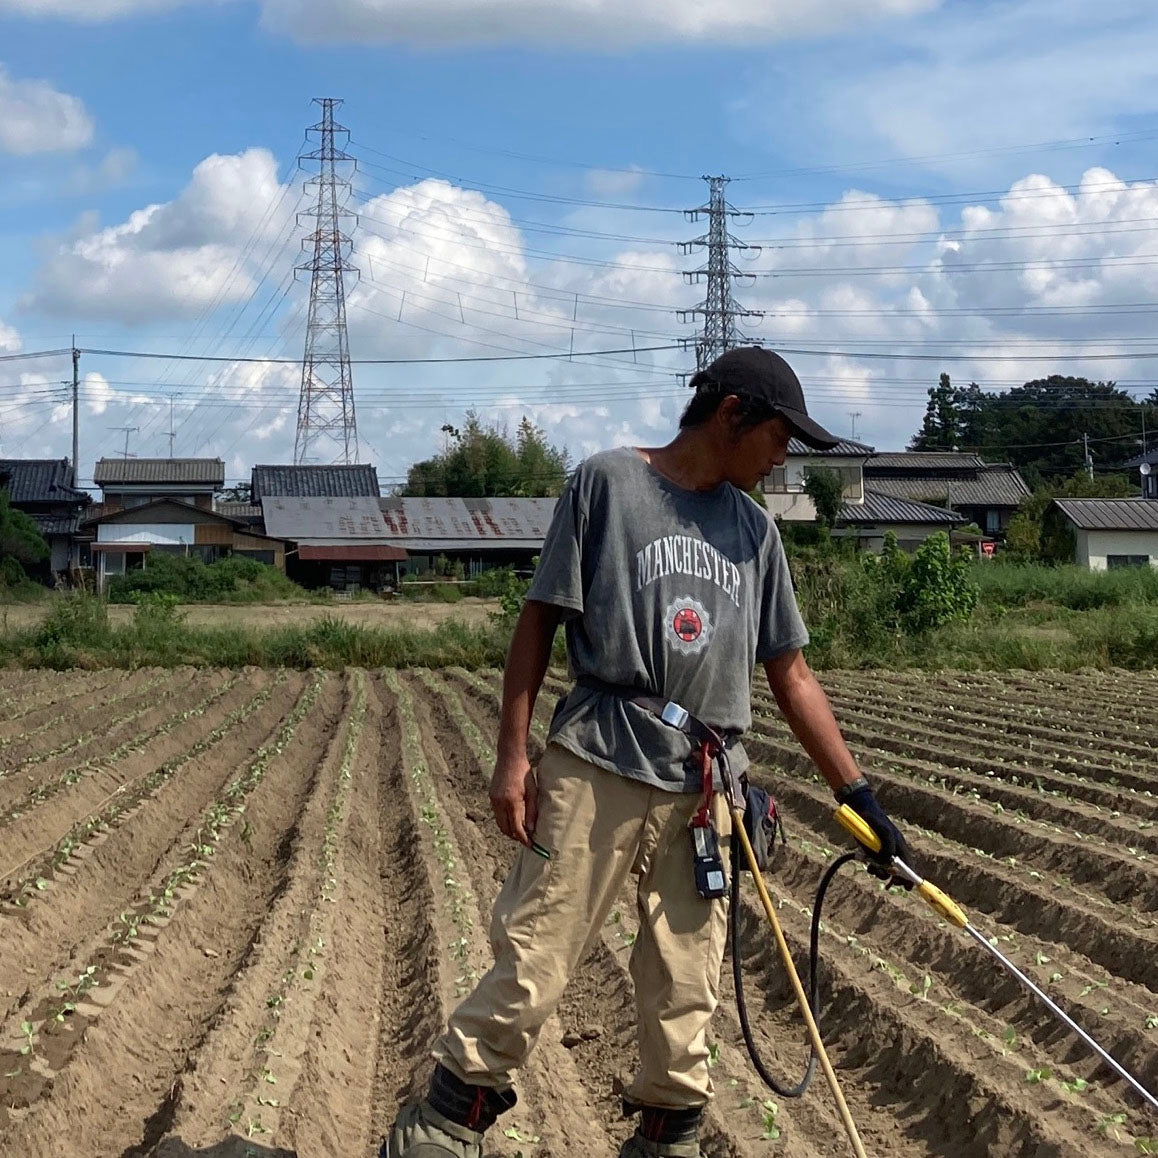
[677,175,764,373]
[294,97,360,465]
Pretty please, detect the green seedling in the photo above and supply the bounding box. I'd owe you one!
[1034,951,1051,966]
[503,1127,541,1144]
[18,1019,36,1055]
[707,1042,720,1068]
[760,1099,781,1141]
[1096,1112,1127,1139]
[910,974,933,1000]
[1049,972,1063,983]
[1002,1026,1018,1049]
[1059,1077,1089,1094]
[1136,1138,1158,1154]
[1145,1014,1158,1030]
[1024,1068,1052,1084]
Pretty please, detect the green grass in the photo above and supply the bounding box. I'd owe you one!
[972,561,1158,611]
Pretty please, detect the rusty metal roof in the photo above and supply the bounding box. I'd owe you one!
[260,495,388,540]
[94,457,225,486]
[378,497,557,542]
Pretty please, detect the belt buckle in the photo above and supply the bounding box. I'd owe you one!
[660,700,689,730]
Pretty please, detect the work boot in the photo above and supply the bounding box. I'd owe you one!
[617,1134,702,1158]
[380,1100,485,1158]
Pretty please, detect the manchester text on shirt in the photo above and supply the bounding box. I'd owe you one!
[635,535,742,608]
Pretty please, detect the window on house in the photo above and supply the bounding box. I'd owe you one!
[1107,554,1150,569]
[985,509,1000,533]
[768,467,788,492]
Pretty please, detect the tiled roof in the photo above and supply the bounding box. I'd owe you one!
[786,437,874,457]
[260,496,388,540]
[0,459,88,505]
[1053,498,1158,532]
[30,513,81,536]
[93,458,225,486]
[251,463,380,501]
[839,490,966,526]
[867,451,985,471]
[862,465,1030,508]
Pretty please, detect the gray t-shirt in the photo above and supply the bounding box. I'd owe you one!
[527,447,809,793]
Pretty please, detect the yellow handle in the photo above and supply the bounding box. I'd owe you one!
[834,805,970,928]
[918,880,969,928]
[834,803,881,853]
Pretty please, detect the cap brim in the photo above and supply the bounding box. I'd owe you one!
[781,408,841,450]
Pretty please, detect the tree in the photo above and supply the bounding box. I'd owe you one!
[803,466,844,529]
[0,489,49,582]
[402,412,570,497]
[215,483,252,504]
[910,373,960,451]
[1003,469,1135,562]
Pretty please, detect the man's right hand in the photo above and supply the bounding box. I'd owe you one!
[490,750,538,847]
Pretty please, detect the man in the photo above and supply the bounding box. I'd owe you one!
[384,347,913,1158]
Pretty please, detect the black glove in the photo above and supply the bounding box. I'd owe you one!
[841,782,915,888]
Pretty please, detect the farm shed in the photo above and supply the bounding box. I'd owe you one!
[260,495,406,593]
[378,496,557,577]
[0,458,90,578]
[81,499,287,593]
[1050,498,1158,570]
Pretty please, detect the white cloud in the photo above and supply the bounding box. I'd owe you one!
[0,64,93,154]
[0,0,201,16]
[0,316,20,352]
[585,168,646,197]
[22,147,292,322]
[260,0,939,47]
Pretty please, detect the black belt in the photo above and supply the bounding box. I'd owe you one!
[575,674,745,806]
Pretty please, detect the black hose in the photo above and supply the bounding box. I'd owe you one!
[730,838,859,1098]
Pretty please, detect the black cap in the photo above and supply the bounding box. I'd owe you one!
[690,346,840,450]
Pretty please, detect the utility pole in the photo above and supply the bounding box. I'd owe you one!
[111,425,138,459]
[848,411,862,441]
[165,396,177,458]
[1083,432,1094,480]
[677,175,764,373]
[71,337,79,487]
[294,97,360,466]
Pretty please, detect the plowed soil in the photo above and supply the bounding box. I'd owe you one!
[1,667,1156,1158]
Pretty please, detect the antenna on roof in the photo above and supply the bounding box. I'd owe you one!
[848,411,862,441]
[110,425,139,459]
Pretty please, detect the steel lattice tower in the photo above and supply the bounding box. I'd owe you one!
[294,98,360,465]
[677,175,764,372]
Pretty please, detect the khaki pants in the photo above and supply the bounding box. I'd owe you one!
[433,742,731,1108]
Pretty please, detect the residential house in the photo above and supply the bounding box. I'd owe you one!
[862,452,1031,537]
[92,457,225,511]
[83,499,287,593]
[260,495,405,592]
[379,496,556,577]
[0,458,90,579]
[763,438,968,551]
[1049,498,1158,570]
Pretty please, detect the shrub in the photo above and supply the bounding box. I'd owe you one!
[107,552,306,603]
[900,533,979,632]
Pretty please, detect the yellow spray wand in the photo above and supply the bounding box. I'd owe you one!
[834,804,1158,1115]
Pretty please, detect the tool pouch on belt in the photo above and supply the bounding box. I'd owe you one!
[741,782,786,873]
[576,675,786,875]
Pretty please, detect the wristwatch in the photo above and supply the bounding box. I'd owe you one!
[834,775,870,803]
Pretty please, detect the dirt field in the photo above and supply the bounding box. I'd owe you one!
[0,597,501,632]
[1,667,1156,1157]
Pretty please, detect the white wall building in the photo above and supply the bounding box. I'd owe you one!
[1052,499,1158,570]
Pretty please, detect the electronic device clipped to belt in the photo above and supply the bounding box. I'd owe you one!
[689,735,728,900]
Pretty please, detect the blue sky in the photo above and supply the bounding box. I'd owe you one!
[2,0,1158,485]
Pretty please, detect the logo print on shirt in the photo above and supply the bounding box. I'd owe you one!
[665,594,712,656]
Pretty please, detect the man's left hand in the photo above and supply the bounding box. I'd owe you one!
[842,783,915,889]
